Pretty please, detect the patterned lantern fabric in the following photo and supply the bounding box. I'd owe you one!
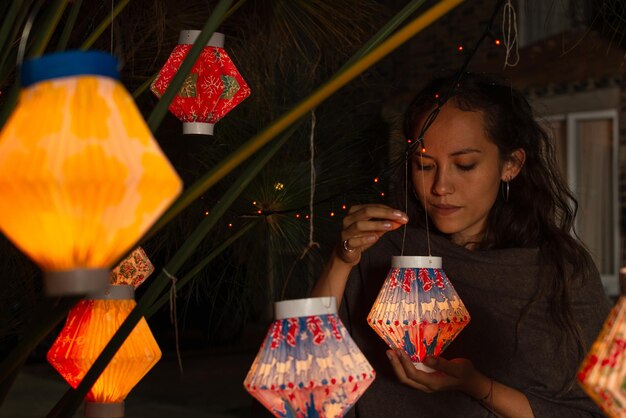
[151,30,251,135]
[47,285,161,418]
[578,295,626,417]
[110,247,154,288]
[368,256,470,371]
[0,51,182,295]
[244,297,375,417]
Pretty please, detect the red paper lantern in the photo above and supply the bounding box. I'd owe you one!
[151,30,251,135]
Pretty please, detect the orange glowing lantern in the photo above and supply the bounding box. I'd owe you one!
[150,30,251,135]
[368,256,470,371]
[245,297,375,417]
[0,51,182,295]
[47,285,161,417]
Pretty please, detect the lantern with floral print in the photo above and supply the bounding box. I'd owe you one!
[151,30,251,135]
[0,50,182,295]
[109,247,154,288]
[244,297,375,417]
[368,256,470,371]
[578,293,626,417]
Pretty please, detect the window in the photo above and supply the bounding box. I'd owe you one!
[517,0,592,46]
[544,110,619,295]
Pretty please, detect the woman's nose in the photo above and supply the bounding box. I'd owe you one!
[431,170,454,196]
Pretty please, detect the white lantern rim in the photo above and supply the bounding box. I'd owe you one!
[183,122,215,135]
[274,297,337,319]
[88,284,135,301]
[413,361,436,373]
[391,255,442,269]
[178,30,225,48]
[44,269,110,296]
[84,401,124,418]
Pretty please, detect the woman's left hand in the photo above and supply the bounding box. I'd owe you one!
[387,349,483,395]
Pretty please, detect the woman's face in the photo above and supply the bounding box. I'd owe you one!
[412,103,519,246]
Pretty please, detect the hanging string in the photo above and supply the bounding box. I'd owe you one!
[502,0,520,68]
[305,109,320,253]
[401,150,408,256]
[281,110,319,300]
[419,146,432,256]
[163,268,184,375]
[16,0,47,68]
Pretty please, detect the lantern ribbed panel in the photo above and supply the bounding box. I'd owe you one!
[47,298,161,404]
[0,72,182,273]
[244,311,375,417]
[367,257,470,367]
[578,296,626,417]
[150,33,250,132]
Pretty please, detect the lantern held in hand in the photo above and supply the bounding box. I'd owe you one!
[368,256,470,371]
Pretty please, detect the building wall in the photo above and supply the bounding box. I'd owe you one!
[383,0,626,291]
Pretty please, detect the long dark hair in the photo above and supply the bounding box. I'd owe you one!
[400,72,594,367]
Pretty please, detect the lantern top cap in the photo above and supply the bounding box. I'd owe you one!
[21,50,119,87]
[391,255,442,269]
[275,297,336,319]
[178,30,225,48]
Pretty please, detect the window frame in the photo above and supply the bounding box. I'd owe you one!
[544,109,620,295]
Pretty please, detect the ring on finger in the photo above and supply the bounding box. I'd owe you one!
[343,239,354,253]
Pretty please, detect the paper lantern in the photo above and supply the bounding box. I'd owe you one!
[0,50,182,295]
[244,297,375,417]
[47,284,161,418]
[367,256,470,371]
[150,30,251,135]
[109,247,154,288]
[578,295,626,417]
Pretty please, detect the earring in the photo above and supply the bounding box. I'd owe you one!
[501,177,510,203]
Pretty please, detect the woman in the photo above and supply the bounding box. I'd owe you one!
[312,73,611,417]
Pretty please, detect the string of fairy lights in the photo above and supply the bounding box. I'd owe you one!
[204,0,509,229]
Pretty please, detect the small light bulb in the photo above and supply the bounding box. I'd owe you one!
[228,223,233,228]
[341,204,347,210]
[330,212,335,217]
[458,45,464,51]
[374,177,379,183]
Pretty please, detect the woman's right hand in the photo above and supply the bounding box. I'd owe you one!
[337,204,409,265]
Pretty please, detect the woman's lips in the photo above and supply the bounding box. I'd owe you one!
[429,204,461,216]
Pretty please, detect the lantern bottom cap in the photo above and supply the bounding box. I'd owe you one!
[84,401,124,418]
[413,361,435,373]
[183,122,214,135]
[44,269,110,296]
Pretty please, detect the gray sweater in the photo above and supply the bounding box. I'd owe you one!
[341,226,611,418]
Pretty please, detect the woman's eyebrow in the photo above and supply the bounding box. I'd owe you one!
[416,148,481,159]
[450,148,481,156]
